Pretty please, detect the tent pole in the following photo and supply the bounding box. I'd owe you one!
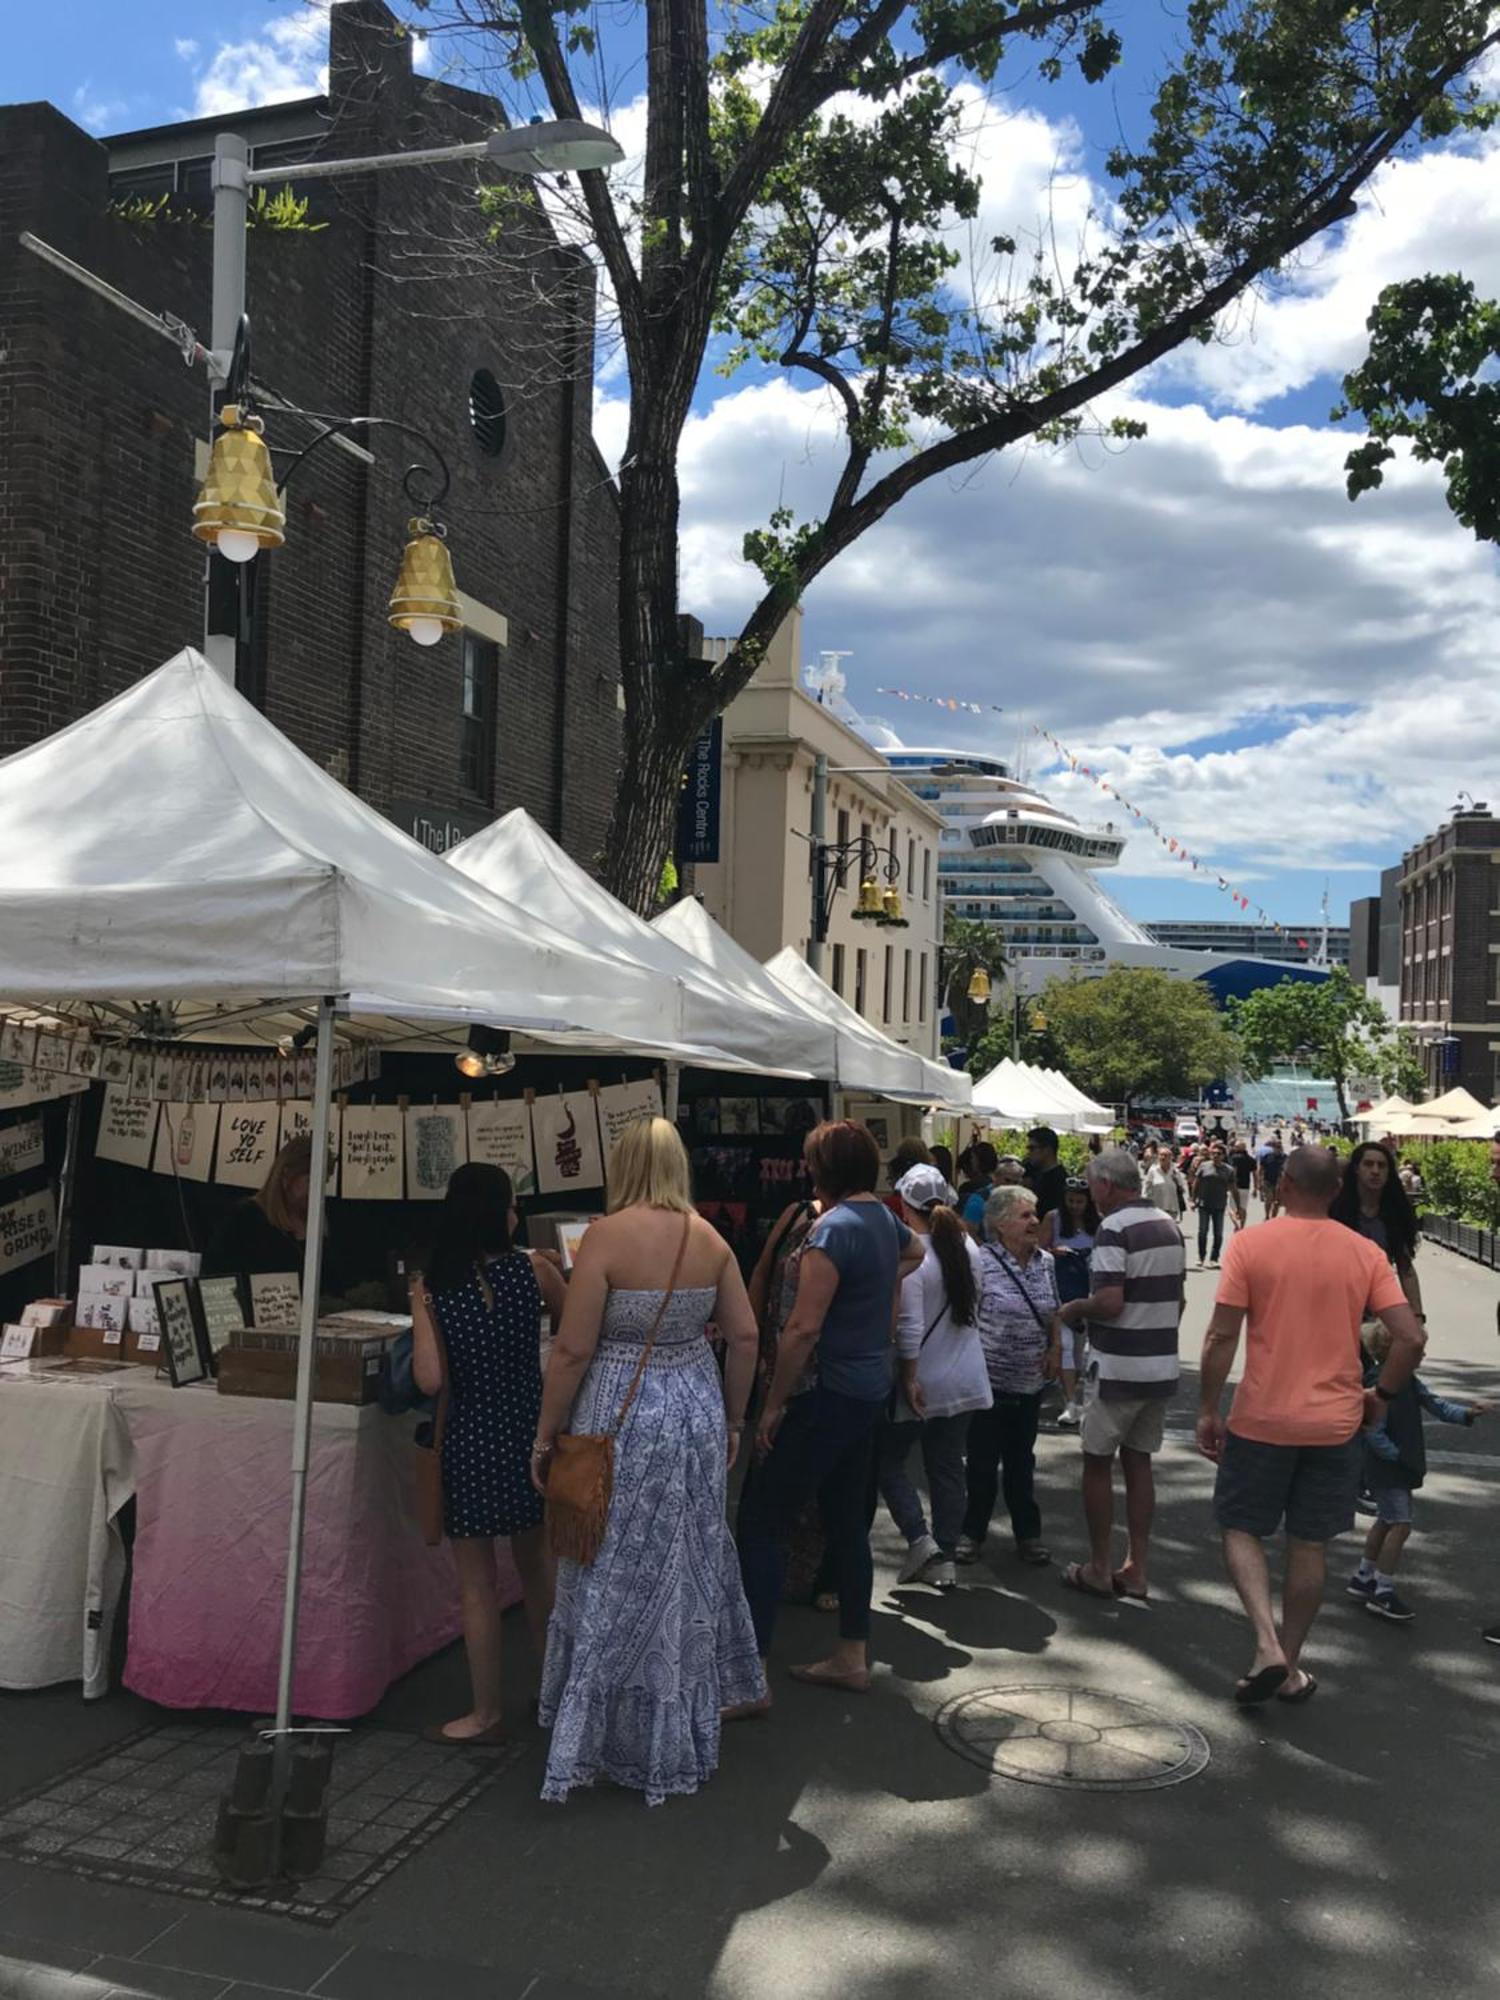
[52,1091,85,1296]
[663,1061,680,1123]
[269,996,338,1822]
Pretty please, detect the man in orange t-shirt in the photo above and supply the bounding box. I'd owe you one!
[1197,1146,1426,1706]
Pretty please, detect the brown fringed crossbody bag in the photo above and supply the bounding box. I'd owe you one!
[545,1215,691,1565]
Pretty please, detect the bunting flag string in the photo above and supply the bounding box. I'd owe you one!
[875,686,1006,716]
[1031,725,1305,944]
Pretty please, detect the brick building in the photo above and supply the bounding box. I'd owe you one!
[1396,802,1500,1099]
[0,0,622,860]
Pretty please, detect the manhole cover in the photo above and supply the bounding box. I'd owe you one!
[935,1686,1210,1792]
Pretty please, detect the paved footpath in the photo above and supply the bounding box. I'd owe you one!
[4,1235,1500,2000]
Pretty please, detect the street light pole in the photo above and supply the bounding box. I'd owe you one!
[204,133,250,681]
[809,752,828,974]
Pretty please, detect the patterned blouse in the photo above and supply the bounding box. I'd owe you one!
[976,1244,1058,1395]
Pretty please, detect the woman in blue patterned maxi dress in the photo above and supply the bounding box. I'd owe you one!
[533,1117,765,1804]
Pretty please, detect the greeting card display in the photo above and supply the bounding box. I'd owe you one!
[197,1275,248,1353]
[249,1270,301,1330]
[152,1102,221,1184]
[0,1116,44,1181]
[465,1098,536,1196]
[531,1091,604,1197]
[215,1104,279,1188]
[340,1106,404,1201]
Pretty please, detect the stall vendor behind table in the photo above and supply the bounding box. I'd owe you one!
[203,1134,351,1293]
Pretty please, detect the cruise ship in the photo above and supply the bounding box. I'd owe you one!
[872,742,1325,1003]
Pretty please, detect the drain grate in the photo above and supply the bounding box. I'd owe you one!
[935,1686,1210,1792]
[0,1721,518,1924]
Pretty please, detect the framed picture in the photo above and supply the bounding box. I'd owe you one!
[553,1219,593,1272]
[719,1097,761,1137]
[197,1274,248,1354]
[153,1277,211,1386]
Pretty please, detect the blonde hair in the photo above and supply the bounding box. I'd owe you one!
[606,1116,695,1215]
[1364,1320,1394,1364]
[255,1135,313,1234]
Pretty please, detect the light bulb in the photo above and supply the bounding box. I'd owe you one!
[407,617,444,648]
[455,1049,487,1079]
[216,528,261,564]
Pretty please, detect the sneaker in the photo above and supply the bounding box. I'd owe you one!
[1346,1571,1377,1601]
[897,1533,940,1585]
[1483,1624,1500,1646]
[1355,1491,1377,1517]
[954,1535,983,1566]
[1056,1404,1082,1430]
[919,1555,957,1590]
[1367,1588,1414,1624]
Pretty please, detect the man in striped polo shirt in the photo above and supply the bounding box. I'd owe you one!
[1056,1148,1185,1600]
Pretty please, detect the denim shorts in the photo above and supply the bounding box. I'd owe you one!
[1374,1485,1414,1527]
[1213,1429,1362,1542]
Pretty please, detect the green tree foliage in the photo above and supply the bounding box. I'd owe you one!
[1420,1140,1500,1227]
[1337,273,1500,543]
[1229,968,1407,1121]
[435,0,1499,908]
[941,912,1008,1049]
[975,966,1238,1112]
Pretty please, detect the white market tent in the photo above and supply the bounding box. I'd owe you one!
[970,1056,1108,1133]
[0,649,730,1770]
[652,899,841,1081]
[445,808,812,1078]
[1383,1087,1498,1140]
[763,946,970,1112]
[1358,1093,1414,1131]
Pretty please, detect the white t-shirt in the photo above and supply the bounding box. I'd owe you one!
[1144,1162,1185,1218]
[895,1236,993,1421]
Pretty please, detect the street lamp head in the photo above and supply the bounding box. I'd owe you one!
[192,405,286,559]
[966,966,992,1006]
[486,118,625,176]
[388,517,463,646]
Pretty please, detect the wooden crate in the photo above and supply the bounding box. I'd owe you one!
[216,1327,396,1406]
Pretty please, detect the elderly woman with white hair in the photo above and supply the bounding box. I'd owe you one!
[956,1183,1062,1568]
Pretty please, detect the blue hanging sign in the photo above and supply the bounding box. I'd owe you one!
[676,717,723,865]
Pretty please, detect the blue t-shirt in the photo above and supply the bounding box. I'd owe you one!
[805,1199,912,1401]
[962,1188,988,1231]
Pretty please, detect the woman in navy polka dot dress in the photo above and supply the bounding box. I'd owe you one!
[411,1163,567,1745]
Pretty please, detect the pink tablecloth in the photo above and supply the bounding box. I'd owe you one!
[112,1372,519,1718]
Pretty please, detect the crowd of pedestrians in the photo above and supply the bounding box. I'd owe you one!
[407,1109,1500,1806]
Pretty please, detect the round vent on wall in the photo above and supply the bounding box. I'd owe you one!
[468,368,507,458]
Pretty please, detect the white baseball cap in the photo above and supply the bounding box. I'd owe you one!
[895,1163,958,1209]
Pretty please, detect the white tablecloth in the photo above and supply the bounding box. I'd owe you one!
[0,1369,135,1699]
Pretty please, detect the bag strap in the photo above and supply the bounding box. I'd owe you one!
[610,1213,692,1439]
[918,1301,948,1349]
[984,1245,1052,1334]
[412,1280,450,1452]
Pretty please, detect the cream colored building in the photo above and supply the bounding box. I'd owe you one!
[694,610,943,1059]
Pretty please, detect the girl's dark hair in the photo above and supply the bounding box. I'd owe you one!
[931,1144,954,1180]
[926,1202,978,1326]
[1061,1181,1100,1235]
[426,1162,515,1295]
[1329,1142,1417,1265]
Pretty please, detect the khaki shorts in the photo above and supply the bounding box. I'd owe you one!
[1081,1383,1167,1457]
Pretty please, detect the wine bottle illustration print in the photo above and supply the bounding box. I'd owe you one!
[555,1103,582,1179]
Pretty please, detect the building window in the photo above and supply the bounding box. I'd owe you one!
[1493,1047,1500,1097]
[923,848,932,901]
[902,949,912,1023]
[832,942,845,996]
[907,836,916,894]
[468,368,507,458]
[1491,952,1500,1004]
[919,952,928,1021]
[460,633,497,800]
[854,948,867,1016]
[883,944,893,1023]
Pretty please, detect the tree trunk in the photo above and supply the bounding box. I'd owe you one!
[601,705,701,914]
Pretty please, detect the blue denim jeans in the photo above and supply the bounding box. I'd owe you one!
[736,1387,885,1650]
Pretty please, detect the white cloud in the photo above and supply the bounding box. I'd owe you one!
[174,38,199,63]
[188,3,331,118]
[71,82,127,133]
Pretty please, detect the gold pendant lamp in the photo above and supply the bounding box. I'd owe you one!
[388,517,463,648]
[192,405,286,563]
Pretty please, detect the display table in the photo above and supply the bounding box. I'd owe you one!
[0,1372,134,1699]
[0,1362,520,1717]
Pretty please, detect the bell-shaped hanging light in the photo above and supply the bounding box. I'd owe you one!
[879,884,908,928]
[852,875,884,921]
[388,517,463,647]
[966,966,992,1006]
[192,405,286,563]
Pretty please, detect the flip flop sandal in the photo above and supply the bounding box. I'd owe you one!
[423,1720,508,1747]
[1061,1562,1115,1601]
[787,1663,872,1693]
[1276,1672,1318,1705]
[1233,1664,1290,1706]
[1112,1575,1150,1603]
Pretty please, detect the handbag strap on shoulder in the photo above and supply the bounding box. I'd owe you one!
[610,1212,692,1438]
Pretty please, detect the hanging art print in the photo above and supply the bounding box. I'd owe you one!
[405,1104,468,1200]
[95,1089,160,1170]
[532,1091,604,1196]
[151,1103,221,1185]
[215,1104,279,1188]
[465,1098,536,1196]
[595,1081,663,1165]
[340,1105,404,1201]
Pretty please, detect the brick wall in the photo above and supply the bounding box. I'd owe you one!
[0,0,620,861]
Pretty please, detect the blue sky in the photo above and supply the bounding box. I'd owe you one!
[13,2,1500,929]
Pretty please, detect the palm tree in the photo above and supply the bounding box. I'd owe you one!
[942,915,1009,1052]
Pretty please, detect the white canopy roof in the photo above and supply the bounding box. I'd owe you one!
[970,1056,1104,1132]
[0,649,700,1046]
[651,900,841,1080]
[444,808,810,1077]
[1038,1067,1114,1130]
[1383,1087,1497,1139]
[762,947,970,1111]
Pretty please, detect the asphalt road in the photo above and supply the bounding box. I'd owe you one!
[5,1230,1500,2000]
